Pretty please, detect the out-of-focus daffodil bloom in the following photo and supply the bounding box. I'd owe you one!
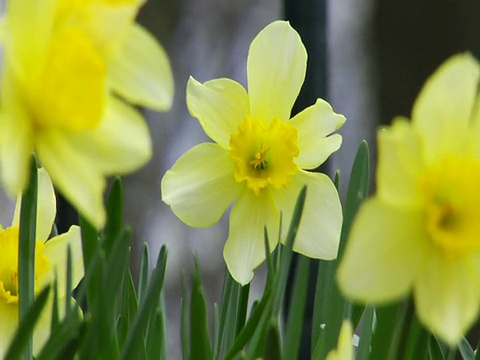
[326,320,354,360]
[338,54,480,346]
[0,0,173,228]
[162,21,344,285]
[0,168,83,358]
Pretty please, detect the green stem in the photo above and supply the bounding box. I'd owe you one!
[18,156,38,359]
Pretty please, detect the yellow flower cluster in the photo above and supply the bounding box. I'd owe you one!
[0,0,173,228]
[0,169,83,358]
[338,54,480,346]
[162,21,345,285]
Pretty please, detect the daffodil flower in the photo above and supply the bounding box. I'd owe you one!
[0,168,83,358]
[326,320,354,360]
[0,0,174,228]
[162,21,344,285]
[338,53,480,346]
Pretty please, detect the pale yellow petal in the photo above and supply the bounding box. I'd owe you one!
[412,53,480,163]
[162,143,243,228]
[247,21,306,123]
[376,118,425,207]
[69,96,152,174]
[414,252,480,346]
[80,1,138,57]
[271,171,342,260]
[39,226,84,297]
[337,198,428,303]
[0,17,5,43]
[0,95,33,195]
[0,300,17,359]
[289,99,345,169]
[108,24,173,111]
[12,168,56,242]
[224,189,280,285]
[186,77,250,148]
[6,0,56,74]
[0,293,53,358]
[35,130,106,228]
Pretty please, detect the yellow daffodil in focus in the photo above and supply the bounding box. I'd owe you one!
[162,21,344,285]
[326,320,354,360]
[338,53,480,346]
[0,168,83,358]
[0,0,173,228]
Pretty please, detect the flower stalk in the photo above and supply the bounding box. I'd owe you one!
[18,156,38,360]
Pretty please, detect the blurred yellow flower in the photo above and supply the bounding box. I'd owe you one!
[338,53,480,346]
[0,0,173,228]
[326,320,354,360]
[162,21,344,285]
[0,168,83,358]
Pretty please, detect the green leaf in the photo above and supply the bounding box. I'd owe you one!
[313,141,370,359]
[79,214,99,276]
[263,321,282,360]
[181,272,190,360]
[120,245,168,360]
[103,177,123,254]
[458,337,475,360]
[137,243,150,304]
[236,283,250,336]
[284,255,310,360]
[5,286,50,360]
[189,258,213,360]
[224,289,272,360]
[357,305,375,360]
[117,268,138,346]
[145,309,164,360]
[428,336,445,360]
[36,309,84,360]
[18,155,38,360]
[369,302,401,360]
[271,186,307,317]
[65,245,73,315]
[213,271,234,360]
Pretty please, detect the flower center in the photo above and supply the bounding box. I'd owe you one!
[0,227,50,304]
[419,156,480,257]
[230,116,299,195]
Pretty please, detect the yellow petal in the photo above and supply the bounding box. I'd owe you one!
[376,118,425,207]
[289,99,345,169]
[247,21,306,123]
[187,77,250,148]
[0,291,53,358]
[414,252,480,346]
[0,98,32,195]
[412,53,480,163]
[12,168,56,242]
[271,171,342,260]
[35,130,106,229]
[39,226,84,298]
[69,96,152,174]
[337,198,428,303]
[224,189,280,285]
[34,28,106,132]
[161,143,243,227]
[6,0,56,74]
[108,24,173,111]
[0,299,17,359]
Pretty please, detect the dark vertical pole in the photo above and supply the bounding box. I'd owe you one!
[283,1,328,358]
